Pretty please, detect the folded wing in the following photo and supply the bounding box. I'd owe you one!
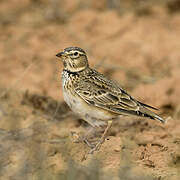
[75,72,165,123]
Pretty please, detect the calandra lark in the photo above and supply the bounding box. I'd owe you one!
[56,47,165,154]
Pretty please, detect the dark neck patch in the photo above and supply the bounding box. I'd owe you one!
[64,69,79,76]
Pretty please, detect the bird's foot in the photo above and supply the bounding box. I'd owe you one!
[82,137,105,161]
[70,131,95,148]
[88,138,104,154]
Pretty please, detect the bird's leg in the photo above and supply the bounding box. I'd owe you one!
[88,120,112,154]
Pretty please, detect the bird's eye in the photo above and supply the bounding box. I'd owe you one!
[74,52,78,56]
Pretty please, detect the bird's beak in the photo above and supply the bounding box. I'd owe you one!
[56,51,66,58]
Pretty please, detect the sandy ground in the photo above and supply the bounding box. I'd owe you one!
[0,1,180,179]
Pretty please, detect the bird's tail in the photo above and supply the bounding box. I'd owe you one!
[154,114,166,123]
[139,106,166,123]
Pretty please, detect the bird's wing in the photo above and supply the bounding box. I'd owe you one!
[75,71,140,113]
[75,81,139,113]
[74,70,165,123]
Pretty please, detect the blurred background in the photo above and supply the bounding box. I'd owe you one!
[0,0,180,179]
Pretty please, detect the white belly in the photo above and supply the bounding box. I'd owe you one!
[63,89,115,127]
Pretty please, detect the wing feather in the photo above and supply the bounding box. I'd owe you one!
[75,81,140,114]
[73,69,165,123]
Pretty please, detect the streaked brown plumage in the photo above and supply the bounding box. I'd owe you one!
[56,47,165,155]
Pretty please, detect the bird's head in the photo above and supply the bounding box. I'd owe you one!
[56,47,89,72]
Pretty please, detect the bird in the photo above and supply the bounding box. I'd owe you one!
[56,46,165,155]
